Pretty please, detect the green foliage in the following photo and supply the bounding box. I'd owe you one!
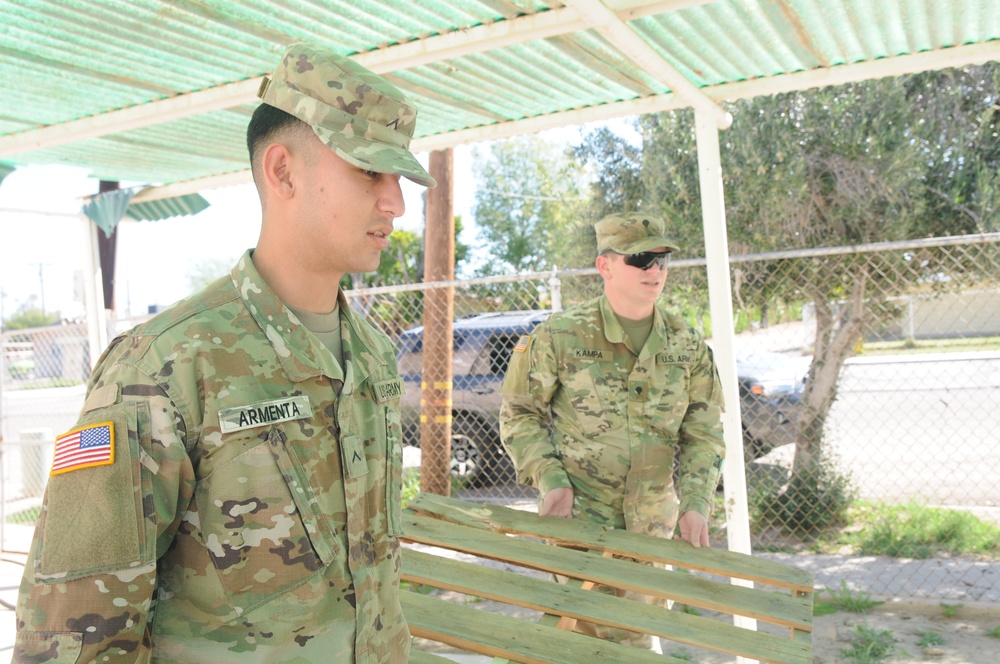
[812,599,842,616]
[667,647,693,661]
[940,603,964,619]
[988,625,1000,639]
[822,581,884,614]
[750,455,855,538]
[916,631,946,647]
[843,502,1000,559]
[842,625,897,663]
[472,135,590,275]
[345,216,470,289]
[401,468,421,509]
[3,307,60,331]
[5,505,41,524]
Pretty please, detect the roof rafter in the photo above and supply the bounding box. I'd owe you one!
[564,0,732,129]
[0,0,702,158]
[132,40,999,204]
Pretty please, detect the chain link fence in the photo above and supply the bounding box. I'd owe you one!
[3,234,999,600]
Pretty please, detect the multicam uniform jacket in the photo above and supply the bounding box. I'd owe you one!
[14,250,409,664]
[499,295,725,538]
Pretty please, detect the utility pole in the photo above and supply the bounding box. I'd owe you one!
[29,263,49,314]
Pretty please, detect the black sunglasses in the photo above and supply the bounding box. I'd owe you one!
[610,250,672,271]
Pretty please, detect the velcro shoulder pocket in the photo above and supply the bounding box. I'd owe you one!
[36,401,147,581]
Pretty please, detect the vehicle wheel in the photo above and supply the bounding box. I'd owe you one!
[450,415,509,489]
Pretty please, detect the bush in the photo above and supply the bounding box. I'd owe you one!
[751,455,855,538]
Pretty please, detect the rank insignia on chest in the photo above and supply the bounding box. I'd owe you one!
[51,422,115,475]
[218,395,312,433]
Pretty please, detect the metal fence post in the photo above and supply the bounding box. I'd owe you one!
[549,266,562,312]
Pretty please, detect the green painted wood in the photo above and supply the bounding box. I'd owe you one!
[401,513,812,632]
[406,493,813,592]
[403,548,812,664]
[401,590,688,664]
[409,649,464,663]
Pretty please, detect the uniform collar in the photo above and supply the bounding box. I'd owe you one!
[231,250,385,384]
[598,293,669,359]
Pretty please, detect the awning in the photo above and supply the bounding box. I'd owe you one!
[126,192,210,221]
[81,189,210,235]
[82,188,136,237]
[0,161,15,186]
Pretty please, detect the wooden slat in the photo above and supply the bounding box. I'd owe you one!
[406,493,813,593]
[403,549,812,664]
[401,590,689,664]
[409,649,464,663]
[401,513,812,632]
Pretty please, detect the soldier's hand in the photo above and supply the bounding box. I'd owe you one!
[678,510,710,548]
[540,487,574,518]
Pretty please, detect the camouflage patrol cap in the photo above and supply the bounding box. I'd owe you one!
[595,212,680,254]
[258,42,436,187]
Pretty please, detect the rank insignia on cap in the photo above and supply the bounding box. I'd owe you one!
[513,335,530,353]
[51,422,114,476]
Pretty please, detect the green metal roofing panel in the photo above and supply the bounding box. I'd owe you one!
[127,192,210,221]
[0,0,997,191]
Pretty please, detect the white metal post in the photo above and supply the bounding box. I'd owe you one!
[694,109,759,643]
[83,216,109,367]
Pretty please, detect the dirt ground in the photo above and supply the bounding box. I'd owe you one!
[412,593,1000,663]
[805,601,1000,664]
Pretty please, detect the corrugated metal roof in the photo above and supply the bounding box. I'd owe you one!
[0,0,997,200]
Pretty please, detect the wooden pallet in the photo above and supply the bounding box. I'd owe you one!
[400,493,814,664]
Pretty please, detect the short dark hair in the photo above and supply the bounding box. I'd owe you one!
[246,102,307,168]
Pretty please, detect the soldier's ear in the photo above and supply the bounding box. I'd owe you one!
[595,253,613,279]
[261,142,295,200]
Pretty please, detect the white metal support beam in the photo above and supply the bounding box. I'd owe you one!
[564,0,732,129]
[693,109,757,641]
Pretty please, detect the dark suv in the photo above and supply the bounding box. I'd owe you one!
[396,311,552,487]
[397,310,806,487]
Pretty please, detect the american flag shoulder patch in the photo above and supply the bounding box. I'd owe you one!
[51,422,115,476]
[513,335,531,353]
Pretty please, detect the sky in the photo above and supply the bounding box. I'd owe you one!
[0,147,481,321]
[0,120,633,323]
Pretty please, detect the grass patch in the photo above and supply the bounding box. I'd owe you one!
[822,581,884,614]
[5,505,41,524]
[858,335,1000,356]
[916,631,945,647]
[939,602,964,619]
[842,625,896,663]
[841,502,1000,559]
[988,625,1000,639]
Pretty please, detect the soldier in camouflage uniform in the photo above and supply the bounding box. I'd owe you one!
[499,212,726,649]
[13,42,435,663]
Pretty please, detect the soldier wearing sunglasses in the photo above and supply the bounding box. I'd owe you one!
[500,212,726,651]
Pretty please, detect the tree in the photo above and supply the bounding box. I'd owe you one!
[345,215,469,290]
[472,135,590,275]
[4,306,60,331]
[574,68,999,484]
[905,63,1000,236]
